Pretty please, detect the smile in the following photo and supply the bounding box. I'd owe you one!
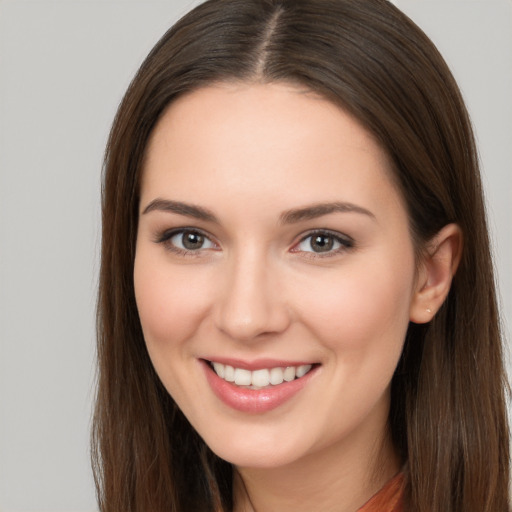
[210,362,313,389]
[202,359,319,413]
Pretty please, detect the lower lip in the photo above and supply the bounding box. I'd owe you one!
[201,360,318,414]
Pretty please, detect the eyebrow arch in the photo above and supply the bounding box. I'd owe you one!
[142,199,218,222]
[280,202,376,224]
[141,198,375,224]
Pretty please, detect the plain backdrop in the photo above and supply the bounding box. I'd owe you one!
[0,1,510,510]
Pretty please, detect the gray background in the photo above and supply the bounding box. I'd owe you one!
[0,1,510,510]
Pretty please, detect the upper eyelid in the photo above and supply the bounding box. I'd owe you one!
[288,230,354,259]
[155,226,215,243]
[154,227,353,251]
[295,229,354,244]
[154,228,220,257]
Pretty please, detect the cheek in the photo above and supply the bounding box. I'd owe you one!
[133,253,213,349]
[134,254,217,412]
[293,252,415,356]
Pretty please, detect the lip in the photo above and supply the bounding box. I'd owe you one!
[200,359,319,414]
[205,357,316,371]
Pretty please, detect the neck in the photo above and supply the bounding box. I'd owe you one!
[233,421,401,512]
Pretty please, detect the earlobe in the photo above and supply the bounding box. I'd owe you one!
[409,223,463,324]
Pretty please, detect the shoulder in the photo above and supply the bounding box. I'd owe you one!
[357,473,404,512]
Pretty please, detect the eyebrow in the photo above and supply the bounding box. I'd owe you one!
[279,202,376,224]
[142,199,217,222]
[141,198,375,224]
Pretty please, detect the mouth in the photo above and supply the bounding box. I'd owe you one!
[202,359,320,413]
[207,360,316,389]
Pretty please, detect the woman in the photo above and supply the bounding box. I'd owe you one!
[92,0,510,510]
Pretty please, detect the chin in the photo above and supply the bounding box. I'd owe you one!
[197,422,316,469]
[213,444,299,469]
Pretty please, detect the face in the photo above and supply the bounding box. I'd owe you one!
[134,83,419,470]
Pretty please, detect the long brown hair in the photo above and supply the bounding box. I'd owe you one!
[92,1,510,510]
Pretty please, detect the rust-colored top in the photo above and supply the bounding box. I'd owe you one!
[357,473,404,512]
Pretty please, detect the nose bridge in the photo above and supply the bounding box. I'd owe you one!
[215,243,289,341]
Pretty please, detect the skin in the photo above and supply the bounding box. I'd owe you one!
[134,83,461,512]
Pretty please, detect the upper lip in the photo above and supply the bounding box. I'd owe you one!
[203,357,318,371]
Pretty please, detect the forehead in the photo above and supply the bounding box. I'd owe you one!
[146,82,386,166]
[141,82,405,223]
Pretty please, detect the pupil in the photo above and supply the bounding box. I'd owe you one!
[183,232,204,250]
[312,235,333,252]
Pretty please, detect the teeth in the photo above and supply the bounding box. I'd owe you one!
[283,366,295,382]
[252,369,270,387]
[224,365,235,382]
[211,362,313,387]
[212,362,225,378]
[296,364,311,378]
[269,367,284,385]
[234,368,252,386]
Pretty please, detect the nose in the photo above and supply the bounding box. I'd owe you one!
[214,249,291,342]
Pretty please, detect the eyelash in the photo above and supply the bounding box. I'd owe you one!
[154,228,354,258]
[292,230,355,258]
[155,228,219,257]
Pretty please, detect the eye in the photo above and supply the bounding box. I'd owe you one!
[294,231,353,255]
[157,228,217,253]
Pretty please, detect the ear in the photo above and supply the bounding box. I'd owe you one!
[409,223,463,324]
